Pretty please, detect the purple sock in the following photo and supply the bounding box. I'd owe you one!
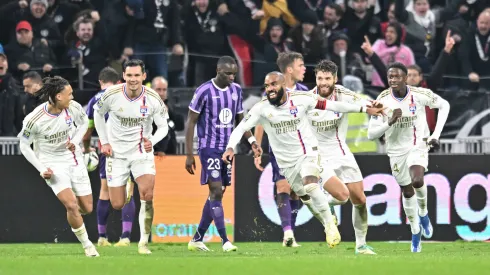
[97,199,110,238]
[290,200,300,231]
[121,197,135,239]
[276,193,292,232]
[192,199,213,242]
[209,200,229,244]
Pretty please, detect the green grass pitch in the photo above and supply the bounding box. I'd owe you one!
[0,242,489,274]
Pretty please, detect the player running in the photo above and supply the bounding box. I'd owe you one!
[18,76,99,257]
[93,59,169,255]
[308,60,376,255]
[223,72,385,248]
[254,52,308,247]
[83,67,136,247]
[367,62,450,252]
[186,56,261,252]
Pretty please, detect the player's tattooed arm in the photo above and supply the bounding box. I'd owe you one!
[185,110,199,174]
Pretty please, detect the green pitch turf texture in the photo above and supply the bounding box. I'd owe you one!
[0,242,488,274]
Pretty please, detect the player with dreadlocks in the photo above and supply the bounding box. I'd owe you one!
[18,76,100,257]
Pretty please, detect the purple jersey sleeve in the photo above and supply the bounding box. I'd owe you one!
[296,83,309,91]
[236,84,244,114]
[87,91,105,121]
[189,82,211,113]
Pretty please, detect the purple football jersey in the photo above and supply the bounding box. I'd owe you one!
[86,89,109,122]
[189,80,244,150]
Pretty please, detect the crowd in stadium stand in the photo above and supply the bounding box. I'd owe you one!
[1,0,489,140]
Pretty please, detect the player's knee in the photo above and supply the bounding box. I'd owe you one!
[80,204,93,215]
[402,185,415,198]
[276,180,290,193]
[112,201,125,210]
[64,201,79,214]
[411,178,424,189]
[208,181,223,200]
[140,191,153,202]
[336,188,350,202]
[353,193,366,205]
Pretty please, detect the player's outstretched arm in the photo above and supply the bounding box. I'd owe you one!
[19,139,47,175]
[428,95,450,141]
[235,112,262,157]
[316,98,385,116]
[150,106,169,146]
[367,115,390,140]
[226,105,262,152]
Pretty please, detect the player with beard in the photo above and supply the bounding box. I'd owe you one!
[308,60,376,255]
[253,52,309,247]
[368,62,450,252]
[224,72,385,248]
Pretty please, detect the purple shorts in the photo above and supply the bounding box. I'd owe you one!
[99,154,106,179]
[198,148,232,186]
[269,147,285,183]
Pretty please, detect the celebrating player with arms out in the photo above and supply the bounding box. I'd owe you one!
[254,52,308,247]
[367,62,450,252]
[223,72,385,248]
[83,67,136,247]
[18,76,99,257]
[308,60,376,254]
[94,60,169,255]
[186,56,261,252]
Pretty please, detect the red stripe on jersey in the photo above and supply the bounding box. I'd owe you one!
[289,100,307,154]
[315,99,327,110]
[335,127,345,155]
[139,125,143,153]
[413,126,417,145]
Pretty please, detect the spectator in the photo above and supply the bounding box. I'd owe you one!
[22,71,43,115]
[151,76,184,155]
[184,0,229,87]
[381,2,406,43]
[66,18,108,88]
[342,0,382,56]
[327,32,366,82]
[242,0,298,35]
[459,9,490,89]
[371,22,415,87]
[321,3,345,42]
[4,21,57,79]
[125,0,184,80]
[47,0,93,40]
[287,0,329,22]
[288,10,326,83]
[252,18,294,86]
[0,0,62,47]
[0,52,23,136]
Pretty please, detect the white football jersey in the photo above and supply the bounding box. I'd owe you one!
[241,92,320,168]
[93,83,168,157]
[369,86,443,156]
[308,85,368,158]
[18,101,87,164]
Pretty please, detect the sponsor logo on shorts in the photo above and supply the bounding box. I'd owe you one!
[211,170,220,178]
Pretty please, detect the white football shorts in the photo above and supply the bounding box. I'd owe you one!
[105,153,155,187]
[389,148,428,187]
[45,155,92,196]
[280,154,321,196]
[322,154,363,184]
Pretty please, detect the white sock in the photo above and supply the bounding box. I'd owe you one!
[327,193,349,206]
[415,184,428,217]
[72,224,92,249]
[301,198,325,225]
[304,183,332,225]
[139,200,154,245]
[352,204,368,248]
[402,195,420,234]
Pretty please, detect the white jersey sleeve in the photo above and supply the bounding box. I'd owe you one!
[412,87,450,140]
[227,101,263,150]
[149,97,169,145]
[68,101,89,146]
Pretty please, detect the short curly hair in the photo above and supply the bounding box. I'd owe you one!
[387,62,408,75]
[314,60,338,76]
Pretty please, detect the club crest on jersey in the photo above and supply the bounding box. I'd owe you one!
[289,106,298,115]
[140,105,148,115]
[65,116,72,125]
[409,103,416,113]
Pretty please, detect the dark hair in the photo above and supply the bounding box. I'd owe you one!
[217,55,237,67]
[314,60,338,76]
[276,52,303,73]
[73,17,93,32]
[99,67,120,84]
[326,3,343,17]
[123,59,146,74]
[35,76,70,105]
[23,71,42,83]
[387,62,408,75]
[407,64,422,75]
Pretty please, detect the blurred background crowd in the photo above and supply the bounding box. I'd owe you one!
[1,0,490,154]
